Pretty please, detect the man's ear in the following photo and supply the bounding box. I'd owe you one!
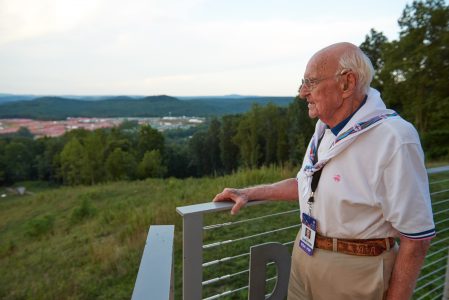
[342,72,356,98]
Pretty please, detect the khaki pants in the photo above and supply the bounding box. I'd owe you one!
[288,231,398,300]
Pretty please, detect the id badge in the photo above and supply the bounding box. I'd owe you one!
[299,213,317,256]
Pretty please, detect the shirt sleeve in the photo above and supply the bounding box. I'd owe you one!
[380,142,436,240]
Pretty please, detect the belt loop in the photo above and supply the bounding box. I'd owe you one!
[385,238,390,251]
[332,238,338,252]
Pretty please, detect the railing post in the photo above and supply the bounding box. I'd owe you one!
[248,242,291,300]
[131,225,175,300]
[182,212,204,300]
[177,201,269,300]
[443,249,449,299]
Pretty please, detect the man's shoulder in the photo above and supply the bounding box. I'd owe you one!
[375,116,420,145]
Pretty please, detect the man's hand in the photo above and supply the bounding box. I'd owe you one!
[213,188,249,215]
[213,178,299,215]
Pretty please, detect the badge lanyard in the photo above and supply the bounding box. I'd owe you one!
[299,136,324,256]
[307,167,323,216]
[307,135,324,216]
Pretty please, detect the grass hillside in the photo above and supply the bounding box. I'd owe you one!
[2,163,448,299]
[0,166,296,300]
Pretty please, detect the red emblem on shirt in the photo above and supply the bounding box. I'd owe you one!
[333,174,341,182]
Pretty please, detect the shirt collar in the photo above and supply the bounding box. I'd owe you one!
[330,95,367,136]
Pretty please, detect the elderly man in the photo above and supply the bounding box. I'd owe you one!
[213,42,435,300]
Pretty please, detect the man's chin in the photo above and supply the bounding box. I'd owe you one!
[308,112,317,119]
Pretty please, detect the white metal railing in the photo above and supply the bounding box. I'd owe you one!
[176,200,275,299]
[416,167,449,300]
[176,166,449,300]
[131,166,449,299]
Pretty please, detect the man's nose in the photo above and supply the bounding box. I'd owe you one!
[298,84,309,99]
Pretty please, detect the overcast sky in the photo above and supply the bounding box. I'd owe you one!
[0,0,433,96]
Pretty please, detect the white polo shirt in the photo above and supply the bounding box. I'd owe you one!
[297,117,435,240]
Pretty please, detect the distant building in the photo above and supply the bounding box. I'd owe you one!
[0,116,205,138]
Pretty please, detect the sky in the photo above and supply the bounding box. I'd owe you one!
[0,0,433,96]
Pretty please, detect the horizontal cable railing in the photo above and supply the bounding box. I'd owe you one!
[202,269,249,286]
[419,255,447,273]
[414,274,445,293]
[435,217,449,226]
[202,240,294,268]
[203,252,249,268]
[434,207,449,216]
[433,198,449,206]
[203,209,299,230]
[177,166,449,300]
[203,224,300,249]
[424,245,449,261]
[430,178,449,185]
[202,285,248,300]
[431,188,449,196]
[416,281,445,300]
[408,167,449,299]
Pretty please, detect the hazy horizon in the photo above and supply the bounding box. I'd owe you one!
[0,92,291,98]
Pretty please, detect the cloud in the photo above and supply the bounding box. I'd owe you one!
[0,0,409,95]
[0,0,102,45]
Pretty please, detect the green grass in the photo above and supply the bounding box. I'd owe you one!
[0,165,296,300]
[1,164,448,299]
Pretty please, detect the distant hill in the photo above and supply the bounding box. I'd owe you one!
[0,93,36,104]
[178,94,259,100]
[0,95,294,119]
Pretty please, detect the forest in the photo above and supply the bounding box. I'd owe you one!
[0,95,293,119]
[0,99,314,185]
[0,0,448,187]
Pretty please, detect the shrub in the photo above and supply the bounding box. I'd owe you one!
[25,215,55,237]
[70,197,97,224]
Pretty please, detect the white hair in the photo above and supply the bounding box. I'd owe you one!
[338,47,374,94]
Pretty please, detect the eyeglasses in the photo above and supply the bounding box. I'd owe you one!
[300,69,350,91]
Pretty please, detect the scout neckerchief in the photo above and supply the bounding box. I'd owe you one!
[298,88,399,213]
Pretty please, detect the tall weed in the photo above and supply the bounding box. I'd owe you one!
[24,214,55,237]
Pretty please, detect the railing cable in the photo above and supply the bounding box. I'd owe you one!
[203,209,299,230]
[430,293,443,300]
[414,273,445,293]
[203,262,278,286]
[421,255,447,271]
[432,198,449,206]
[433,207,449,217]
[415,275,445,299]
[203,224,300,249]
[203,252,249,268]
[430,178,449,185]
[203,240,294,268]
[202,275,277,300]
[435,217,449,226]
[436,226,449,235]
[429,235,449,247]
[202,285,248,300]
[417,264,446,282]
[423,246,449,261]
[202,269,249,286]
[431,188,449,196]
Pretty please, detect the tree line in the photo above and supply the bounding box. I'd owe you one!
[0,0,447,186]
[0,95,293,119]
[360,0,449,159]
[0,99,314,185]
